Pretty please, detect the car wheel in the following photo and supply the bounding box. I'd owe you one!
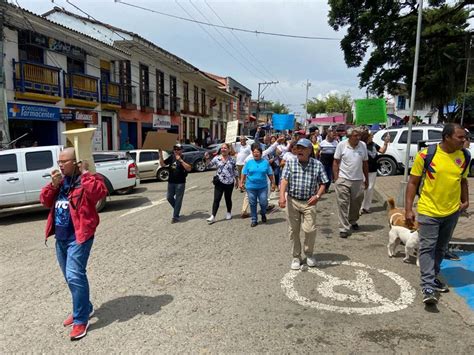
[96,196,106,212]
[156,168,170,182]
[377,156,397,176]
[194,159,206,172]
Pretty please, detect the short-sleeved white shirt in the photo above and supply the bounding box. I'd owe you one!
[334,140,368,180]
[282,152,297,162]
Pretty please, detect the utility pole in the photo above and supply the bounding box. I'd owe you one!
[304,79,311,130]
[256,81,278,125]
[397,0,423,207]
[460,36,472,127]
[0,0,10,148]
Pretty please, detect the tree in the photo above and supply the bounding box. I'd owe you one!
[269,101,289,114]
[306,92,353,118]
[328,0,472,120]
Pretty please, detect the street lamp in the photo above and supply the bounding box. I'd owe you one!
[397,0,423,207]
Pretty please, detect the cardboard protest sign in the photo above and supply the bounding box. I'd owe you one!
[272,114,295,130]
[355,99,387,125]
[142,131,178,150]
[225,120,239,143]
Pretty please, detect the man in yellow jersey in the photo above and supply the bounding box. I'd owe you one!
[405,123,470,305]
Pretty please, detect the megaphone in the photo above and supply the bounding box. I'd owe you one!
[62,127,96,173]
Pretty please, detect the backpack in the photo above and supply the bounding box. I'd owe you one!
[417,144,471,195]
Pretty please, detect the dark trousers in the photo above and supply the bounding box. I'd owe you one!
[323,162,333,191]
[212,181,234,216]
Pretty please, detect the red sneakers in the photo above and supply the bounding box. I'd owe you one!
[63,308,94,327]
[70,322,89,340]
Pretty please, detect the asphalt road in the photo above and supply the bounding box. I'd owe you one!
[1,171,473,353]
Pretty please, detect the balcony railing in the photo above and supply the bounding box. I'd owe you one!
[201,105,208,117]
[156,92,167,111]
[101,80,121,106]
[13,60,61,101]
[193,101,199,114]
[140,90,154,110]
[64,72,99,103]
[170,97,181,114]
[182,99,190,113]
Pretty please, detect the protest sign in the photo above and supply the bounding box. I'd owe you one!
[225,120,239,143]
[355,99,387,125]
[142,131,178,150]
[272,114,295,130]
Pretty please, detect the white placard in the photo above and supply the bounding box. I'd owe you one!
[153,114,171,129]
[225,120,239,143]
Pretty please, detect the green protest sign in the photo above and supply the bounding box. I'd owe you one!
[355,99,387,125]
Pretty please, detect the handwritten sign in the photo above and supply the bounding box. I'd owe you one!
[225,120,239,143]
[355,99,387,125]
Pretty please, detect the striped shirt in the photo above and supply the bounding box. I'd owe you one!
[282,158,329,200]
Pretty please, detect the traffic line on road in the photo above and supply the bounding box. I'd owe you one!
[120,185,198,217]
[281,260,416,315]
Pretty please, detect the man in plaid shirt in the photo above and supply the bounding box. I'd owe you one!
[279,138,329,270]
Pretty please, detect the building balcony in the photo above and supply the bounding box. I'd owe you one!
[101,80,121,111]
[64,72,99,108]
[156,93,169,115]
[182,99,190,114]
[121,85,137,110]
[140,90,154,113]
[170,97,181,114]
[13,60,62,103]
[192,101,199,115]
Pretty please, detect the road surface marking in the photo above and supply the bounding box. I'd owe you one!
[120,185,197,217]
[281,260,415,315]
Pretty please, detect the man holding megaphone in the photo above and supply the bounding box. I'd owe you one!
[40,147,108,340]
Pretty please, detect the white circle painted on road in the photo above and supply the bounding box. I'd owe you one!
[281,260,416,315]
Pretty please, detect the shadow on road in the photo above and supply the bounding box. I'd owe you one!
[0,207,48,225]
[441,267,474,287]
[180,210,209,222]
[360,224,386,232]
[101,196,152,212]
[91,294,173,332]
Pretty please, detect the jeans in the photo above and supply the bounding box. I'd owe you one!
[55,237,94,325]
[273,165,281,186]
[323,162,333,191]
[212,181,234,216]
[246,187,268,223]
[418,211,460,290]
[167,183,185,219]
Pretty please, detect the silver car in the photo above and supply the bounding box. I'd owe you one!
[129,149,170,182]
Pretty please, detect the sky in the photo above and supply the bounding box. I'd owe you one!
[14,0,367,115]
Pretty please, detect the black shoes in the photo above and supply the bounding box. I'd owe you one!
[351,223,360,231]
[261,215,267,223]
[444,251,460,261]
[422,288,439,305]
[251,222,258,227]
[340,231,349,238]
[433,278,449,293]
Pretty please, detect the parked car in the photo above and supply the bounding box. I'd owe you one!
[207,137,255,156]
[372,124,444,176]
[0,146,139,212]
[180,144,211,172]
[129,149,170,182]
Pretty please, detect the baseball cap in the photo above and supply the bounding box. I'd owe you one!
[296,138,312,148]
[173,143,183,149]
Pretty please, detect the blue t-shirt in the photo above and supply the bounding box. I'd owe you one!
[242,159,273,190]
[54,177,76,241]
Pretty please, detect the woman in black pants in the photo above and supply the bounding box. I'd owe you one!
[204,143,238,224]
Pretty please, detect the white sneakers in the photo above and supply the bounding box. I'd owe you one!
[291,256,317,270]
[207,213,233,224]
[306,255,317,267]
[291,258,300,270]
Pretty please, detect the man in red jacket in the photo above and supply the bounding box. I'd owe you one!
[40,147,107,340]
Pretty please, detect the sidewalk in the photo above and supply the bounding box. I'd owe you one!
[373,175,474,243]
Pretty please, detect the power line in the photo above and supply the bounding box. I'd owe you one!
[174,0,262,83]
[202,0,290,104]
[115,0,342,41]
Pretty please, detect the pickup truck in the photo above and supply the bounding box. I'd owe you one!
[0,145,139,212]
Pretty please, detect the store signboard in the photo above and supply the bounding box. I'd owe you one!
[7,103,60,121]
[153,114,171,129]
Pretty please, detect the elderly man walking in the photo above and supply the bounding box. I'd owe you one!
[279,138,328,270]
[333,128,369,238]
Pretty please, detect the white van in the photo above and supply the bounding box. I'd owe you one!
[0,146,139,211]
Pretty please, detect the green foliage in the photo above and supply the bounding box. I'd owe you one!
[269,101,289,114]
[327,0,472,112]
[306,92,353,115]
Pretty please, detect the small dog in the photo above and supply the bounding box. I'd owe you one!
[387,197,419,231]
[387,225,420,266]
